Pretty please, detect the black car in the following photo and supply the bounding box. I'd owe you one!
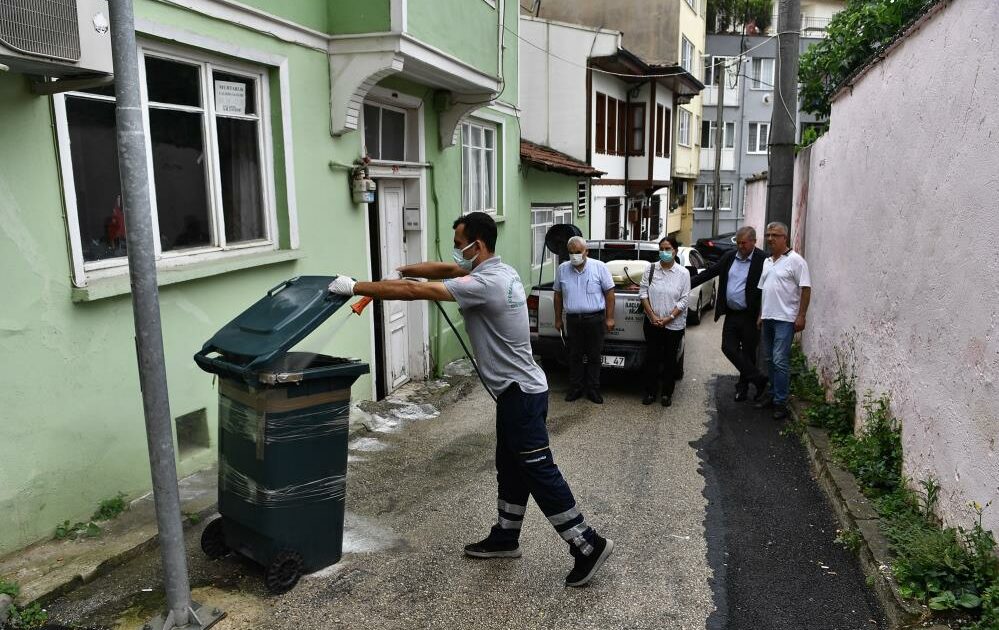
[694,231,737,264]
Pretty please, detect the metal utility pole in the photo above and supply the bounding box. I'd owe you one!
[107,1,222,628]
[711,56,727,236]
[765,0,801,228]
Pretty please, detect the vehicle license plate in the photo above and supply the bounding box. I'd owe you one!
[601,355,626,367]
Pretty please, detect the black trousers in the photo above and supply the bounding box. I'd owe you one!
[566,313,606,392]
[642,321,684,398]
[721,309,764,390]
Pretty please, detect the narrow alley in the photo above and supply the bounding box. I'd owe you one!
[42,319,883,630]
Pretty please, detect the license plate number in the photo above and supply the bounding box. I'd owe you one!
[601,355,626,367]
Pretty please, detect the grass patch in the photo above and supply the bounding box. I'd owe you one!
[791,344,999,627]
[0,579,49,629]
[92,492,128,522]
[54,520,102,540]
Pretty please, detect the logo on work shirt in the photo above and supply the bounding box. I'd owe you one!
[507,277,526,309]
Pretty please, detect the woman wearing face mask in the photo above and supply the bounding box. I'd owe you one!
[638,236,690,407]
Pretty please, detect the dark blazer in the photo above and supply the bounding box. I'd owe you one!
[690,248,766,321]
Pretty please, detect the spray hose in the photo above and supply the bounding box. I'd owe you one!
[349,295,497,403]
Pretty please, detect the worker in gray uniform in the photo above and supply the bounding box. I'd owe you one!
[328,211,614,587]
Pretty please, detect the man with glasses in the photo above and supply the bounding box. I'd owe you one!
[690,226,768,402]
[755,222,812,420]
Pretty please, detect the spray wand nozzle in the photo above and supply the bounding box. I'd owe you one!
[350,296,373,316]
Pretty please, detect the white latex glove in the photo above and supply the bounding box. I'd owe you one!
[382,270,403,281]
[328,276,356,296]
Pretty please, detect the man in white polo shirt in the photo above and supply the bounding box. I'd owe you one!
[756,221,812,420]
[553,236,615,404]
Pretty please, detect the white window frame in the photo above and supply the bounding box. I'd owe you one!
[461,118,499,215]
[530,204,573,268]
[748,122,770,153]
[362,101,408,162]
[702,120,736,149]
[680,37,695,74]
[678,109,692,147]
[683,0,696,11]
[54,40,281,283]
[693,184,733,211]
[750,57,775,90]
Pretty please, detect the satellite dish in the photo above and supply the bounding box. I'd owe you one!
[543,223,583,261]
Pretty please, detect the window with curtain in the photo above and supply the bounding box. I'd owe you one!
[462,120,498,213]
[60,47,272,266]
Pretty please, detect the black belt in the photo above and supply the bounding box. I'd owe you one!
[565,311,603,319]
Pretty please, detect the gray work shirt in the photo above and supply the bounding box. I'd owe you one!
[444,256,548,396]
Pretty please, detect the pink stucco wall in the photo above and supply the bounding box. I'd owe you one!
[800,0,999,532]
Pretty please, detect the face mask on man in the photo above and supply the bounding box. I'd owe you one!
[452,241,478,271]
[659,250,674,264]
[569,253,585,267]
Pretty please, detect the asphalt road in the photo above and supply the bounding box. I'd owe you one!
[43,315,884,630]
[697,374,886,630]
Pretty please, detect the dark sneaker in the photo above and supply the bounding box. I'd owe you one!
[734,388,748,402]
[661,395,672,408]
[586,390,604,404]
[463,537,522,559]
[773,405,789,421]
[565,536,614,587]
[752,376,769,401]
[565,389,584,402]
[642,394,656,406]
[754,396,774,410]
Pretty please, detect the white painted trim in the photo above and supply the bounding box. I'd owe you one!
[52,95,86,288]
[367,85,423,109]
[487,100,520,118]
[398,34,500,89]
[148,0,328,52]
[390,0,407,32]
[135,20,300,249]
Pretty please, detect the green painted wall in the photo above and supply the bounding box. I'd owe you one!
[407,0,500,78]
[0,0,556,555]
[327,0,391,35]
[233,0,328,32]
[0,0,374,555]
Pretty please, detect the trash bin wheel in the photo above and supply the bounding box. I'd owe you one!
[265,550,304,594]
[200,517,230,559]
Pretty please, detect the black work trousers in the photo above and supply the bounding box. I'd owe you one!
[566,313,606,393]
[721,309,764,391]
[642,321,684,398]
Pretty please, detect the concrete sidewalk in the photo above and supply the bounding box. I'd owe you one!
[0,367,476,608]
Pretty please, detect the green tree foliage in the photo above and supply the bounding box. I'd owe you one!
[799,0,937,117]
[707,0,773,34]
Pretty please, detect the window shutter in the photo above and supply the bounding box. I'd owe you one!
[663,108,672,157]
[607,98,617,156]
[617,101,627,155]
[595,93,606,154]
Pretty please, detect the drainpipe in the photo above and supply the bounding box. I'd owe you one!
[497,0,506,90]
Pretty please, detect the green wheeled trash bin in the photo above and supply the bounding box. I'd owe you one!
[193,276,369,594]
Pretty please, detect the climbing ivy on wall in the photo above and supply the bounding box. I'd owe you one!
[799,0,939,118]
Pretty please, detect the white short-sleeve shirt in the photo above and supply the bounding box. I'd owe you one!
[758,250,811,322]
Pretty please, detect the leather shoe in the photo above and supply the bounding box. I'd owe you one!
[773,405,789,421]
[752,376,769,401]
[734,389,748,402]
[565,389,583,402]
[754,396,774,409]
[661,395,672,408]
[642,394,656,406]
[586,390,604,404]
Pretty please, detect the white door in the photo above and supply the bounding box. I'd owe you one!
[379,181,410,391]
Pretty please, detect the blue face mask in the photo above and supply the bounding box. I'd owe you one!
[659,250,674,264]
[452,241,478,271]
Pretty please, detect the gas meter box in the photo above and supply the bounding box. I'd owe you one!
[194,276,369,594]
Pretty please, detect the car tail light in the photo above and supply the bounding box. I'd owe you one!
[527,294,539,333]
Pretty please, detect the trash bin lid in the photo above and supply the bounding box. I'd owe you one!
[195,276,350,377]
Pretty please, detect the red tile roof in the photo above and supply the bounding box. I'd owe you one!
[520,140,604,178]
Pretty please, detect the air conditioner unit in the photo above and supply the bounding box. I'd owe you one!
[0,0,113,77]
